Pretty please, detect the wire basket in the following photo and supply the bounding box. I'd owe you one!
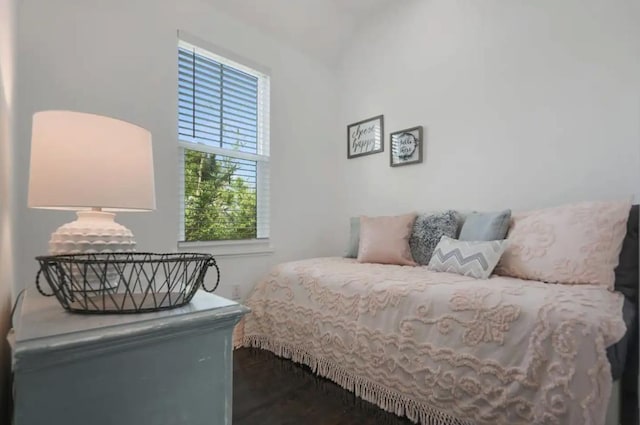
[35,252,220,314]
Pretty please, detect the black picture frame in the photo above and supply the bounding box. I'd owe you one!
[347,115,384,159]
[390,126,423,167]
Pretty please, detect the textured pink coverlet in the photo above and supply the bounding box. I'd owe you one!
[239,257,626,425]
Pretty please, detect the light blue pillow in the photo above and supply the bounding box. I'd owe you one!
[428,236,509,279]
[345,217,360,258]
[459,209,511,241]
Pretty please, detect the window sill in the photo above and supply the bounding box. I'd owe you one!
[177,239,274,257]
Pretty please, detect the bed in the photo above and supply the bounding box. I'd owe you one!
[238,207,638,425]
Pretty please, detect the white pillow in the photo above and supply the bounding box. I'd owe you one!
[428,236,508,279]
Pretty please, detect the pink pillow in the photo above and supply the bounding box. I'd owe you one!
[496,199,631,288]
[357,214,417,266]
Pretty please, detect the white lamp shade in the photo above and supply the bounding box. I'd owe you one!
[28,111,156,211]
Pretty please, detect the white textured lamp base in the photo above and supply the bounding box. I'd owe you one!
[49,210,136,255]
[49,211,136,292]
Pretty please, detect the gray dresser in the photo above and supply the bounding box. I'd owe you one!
[12,290,248,425]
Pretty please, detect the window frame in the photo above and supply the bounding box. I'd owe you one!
[177,33,271,253]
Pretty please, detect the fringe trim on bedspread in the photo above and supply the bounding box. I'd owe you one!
[240,335,472,425]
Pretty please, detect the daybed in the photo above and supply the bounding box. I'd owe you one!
[238,205,638,425]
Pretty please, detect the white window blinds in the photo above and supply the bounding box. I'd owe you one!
[178,40,270,242]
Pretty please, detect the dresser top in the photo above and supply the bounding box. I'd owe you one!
[14,289,248,358]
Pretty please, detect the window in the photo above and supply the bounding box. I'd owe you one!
[178,40,270,243]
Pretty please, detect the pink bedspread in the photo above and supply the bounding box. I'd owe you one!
[239,257,626,425]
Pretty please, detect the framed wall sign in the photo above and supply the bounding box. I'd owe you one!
[347,115,384,159]
[390,126,423,167]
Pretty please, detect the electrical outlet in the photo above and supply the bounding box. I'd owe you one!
[231,284,241,300]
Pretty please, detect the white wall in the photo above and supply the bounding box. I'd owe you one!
[14,0,640,303]
[0,0,16,418]
[339,0,640,218]
[15,0,343,299]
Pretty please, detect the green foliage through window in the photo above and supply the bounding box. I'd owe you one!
[183,149,257,241]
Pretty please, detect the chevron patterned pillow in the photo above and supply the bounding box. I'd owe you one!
[427,236,508,279]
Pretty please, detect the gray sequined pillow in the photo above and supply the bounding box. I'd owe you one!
[409,210,460,265]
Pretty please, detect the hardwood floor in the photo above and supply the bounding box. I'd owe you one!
[233,348,413,425]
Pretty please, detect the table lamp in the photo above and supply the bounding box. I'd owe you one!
[28,111,156,255]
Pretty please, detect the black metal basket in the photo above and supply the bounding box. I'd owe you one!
[35,252,220,314]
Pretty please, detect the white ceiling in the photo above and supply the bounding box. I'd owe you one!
[203,0,398,65]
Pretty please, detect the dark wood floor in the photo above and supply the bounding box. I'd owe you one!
[233,348,413,425]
